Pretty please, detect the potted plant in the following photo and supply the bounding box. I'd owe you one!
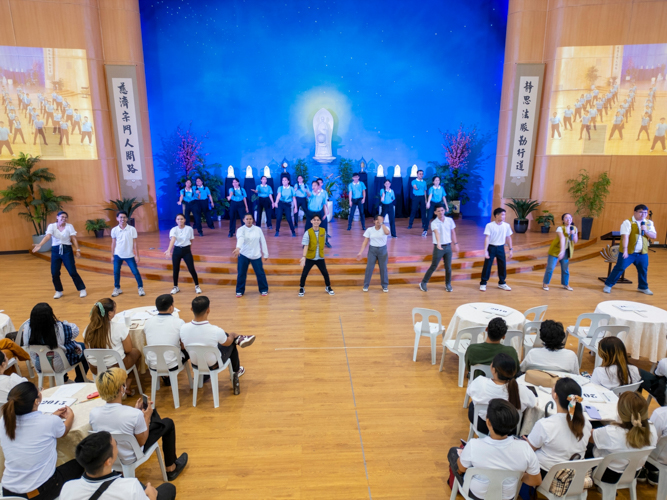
[506,198,540,234]
[0,153,72,252]
[294,158,309,183]
[566,169,611,240]
[105,197,146,227]
[536,210,555,233]
[85,219,109,238]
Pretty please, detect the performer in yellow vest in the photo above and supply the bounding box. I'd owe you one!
[604,204,656,295]
[298,214,335,297]
[542,213,578,291]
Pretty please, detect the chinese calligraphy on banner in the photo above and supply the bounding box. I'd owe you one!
[509,76,539,179]
[111,77,142,181]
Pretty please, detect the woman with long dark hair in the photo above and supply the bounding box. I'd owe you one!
[164,213,202,295]
[22,302,89,383]
[293,174,309,229]
[542,213,578,291]
[425,175,449,222]
[32,211,87,299]
[466,352,536,434]
[526,377,591,476]
[227,178,249,237]
[177,178,197,232]
[0,382,84,499]
[591,336,641,389]
[83,298,141,394]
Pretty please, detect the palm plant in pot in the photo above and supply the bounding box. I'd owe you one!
[536,210,555,233]
[105,197,145,227]
[566,169,611,240]
[85,219,109,238]
[506,198,539,234]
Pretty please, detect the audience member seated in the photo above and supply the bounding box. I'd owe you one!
[467,353,537,435]
[0,381,84,499]
[84,298,141,394]
[0,351,28,404]
[0,335,30,376]
[179,296,256,395]
[465,317,519,377]
[89,367,188,481]
[520,320,579,374]
[645,404,667,485]
[639,356,667,406]
[590,337,641,390]
[61,431,176,500]
[525,377,592,477]
[587,391,657,483]
[144,294,187,386]
[448,399,542,500]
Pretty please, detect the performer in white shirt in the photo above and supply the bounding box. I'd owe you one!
[164,214,202,295]
[232,213,269,297]
[110,211,144,297]
[419,206,459,293]
[356,214,391,292]
[480,208,513,291]
[603,204,656,295]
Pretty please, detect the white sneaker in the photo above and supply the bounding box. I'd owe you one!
[138,287,146,296]
[479,285,486,291]
[498,284,512,291]
[111,288,122,297]
[195,286,202,294]
[638,288,654,295]
[363,287,369,292]
[54,291,63,299]
[170,286,180,295]
[79,289,87,298]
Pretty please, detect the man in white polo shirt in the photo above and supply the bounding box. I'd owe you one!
[61,431,176,500]
[110,210,144,297]
[180,296,255,395]
[480,208,514,291]
[144,294,187,387]
[419,206,459,293]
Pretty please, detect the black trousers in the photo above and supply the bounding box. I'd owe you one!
[183,201,198,232]
[275,201,295,233]
[197,200,214,229]
[228,200,246,235]
[294,197,308,227]
[446,447,484,500]
[300,259,331,287]
[409,197,427,230]
[191,343,240,373]
[172,245,199,286]
[144,409,178,467]
[348,198,366,229]
[480,244,507,285]
[2,458,84,500]
[257,197,272,228]
[639,368,666,406]
[380,203,396,237]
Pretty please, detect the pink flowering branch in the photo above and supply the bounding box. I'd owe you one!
[176,124,209,176]
[441,125,476,170]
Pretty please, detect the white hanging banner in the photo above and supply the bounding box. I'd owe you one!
[111,78,142,181]
[509,77,539,178]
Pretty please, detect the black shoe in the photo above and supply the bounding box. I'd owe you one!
[198,232,204,237]
[325,286,335,295]
[637,467,648,483]
[233,373,240,395]
[228,233,234,238]
[292,232,297,237]
[299,287,305,297]
[167,453,188,481]
[161,376,172,387]
[208,225,215,229]
[347,227,351,231]
[648,469,660,486]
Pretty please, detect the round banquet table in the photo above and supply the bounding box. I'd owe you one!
[594,300,667,363]
[443,302,526,344]
[113,306,181,374]
[518,371,619,435]
[0,313,15,338]
[0,382,104,479]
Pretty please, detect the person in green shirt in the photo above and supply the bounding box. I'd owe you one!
[464,317,520,376]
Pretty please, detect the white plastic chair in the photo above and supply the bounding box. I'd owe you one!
[450,466,523,500]
[463,364,492,409]
[502,330,524,360]
[27,345,85,387]
[185,344,234,408]
[568,313,610,359]
[85,348,143,395]
[537,457,603,500]
[16,320,36,378]
[412,308,444,365]
[111,432,168,481]
[524,305,548,322]
[611,380,642,396]
[440,326,486,387]
[466,402,489,441]
[576,325,629,367]
[522,321,543,358]
[592,447,654,500]
[646,436,667,500]
[6,357,19,376]
[142,345,193,409]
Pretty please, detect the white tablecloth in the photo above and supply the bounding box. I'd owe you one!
[113,306,180,373]
[594,300,667,363]
[518,371,619,435]
[0,313,15,338]
[443,302,525,344]
[0,383,105,479]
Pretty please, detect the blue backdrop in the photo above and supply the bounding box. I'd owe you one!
[139,0,508,220]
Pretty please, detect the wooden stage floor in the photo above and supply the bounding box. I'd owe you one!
[1,248,665,499]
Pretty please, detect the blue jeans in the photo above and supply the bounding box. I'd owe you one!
[543,254,570,286]
[51,245,86,292]
[113,255,143,288]
[605,252,649,290]
[236,254,268,294]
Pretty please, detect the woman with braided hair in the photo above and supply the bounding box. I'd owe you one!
[525,377,592,477]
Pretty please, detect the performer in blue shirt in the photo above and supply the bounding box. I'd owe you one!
[194,177,215,234]
[227,178,249,237]
[408,169,428,236]
[637,112,651,141]
[609,112,624,140]
[273,176,297,237]
[347,172,367,231]
[293,175,309,229]
[563,106,573,130]
[426,176,449,223]
[380,179,397,238]
[304,180,330,247]
[177,179,198,234]
[252,176,275,230]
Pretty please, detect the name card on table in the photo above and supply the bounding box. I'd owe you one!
[614,304,647,312]
[483,306,511,317]
[38,397,76,414]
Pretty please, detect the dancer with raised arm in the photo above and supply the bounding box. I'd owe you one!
[164,214,202,295]
[479,208,513,292]
[357,214,390,292]
[542,213,577,291]
[419,206,458,293]
[426,175,449,223]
